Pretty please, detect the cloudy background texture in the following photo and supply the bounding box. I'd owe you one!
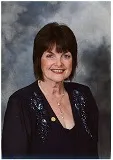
[1,1,111,158]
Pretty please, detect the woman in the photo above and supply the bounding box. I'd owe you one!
[2,22,99,159]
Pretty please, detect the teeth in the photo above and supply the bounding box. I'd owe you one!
[51,69,64,73]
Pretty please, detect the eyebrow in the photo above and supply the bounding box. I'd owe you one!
[47,51,54,54]
[47,51,70,55]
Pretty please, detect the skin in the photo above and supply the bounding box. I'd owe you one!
[40,45,72,96]
[39,45,75,129]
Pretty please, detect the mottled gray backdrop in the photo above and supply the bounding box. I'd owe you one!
[1,1,111,158]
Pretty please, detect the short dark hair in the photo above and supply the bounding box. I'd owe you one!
[33,22,77,80]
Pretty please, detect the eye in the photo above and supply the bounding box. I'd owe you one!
[46,54,54,58]
[63,54,71,59]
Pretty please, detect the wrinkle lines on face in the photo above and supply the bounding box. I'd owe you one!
[41,45,72,83]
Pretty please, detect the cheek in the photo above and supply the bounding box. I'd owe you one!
[67,60,72,71]
[41,58,51,71]
[41,58,47,72]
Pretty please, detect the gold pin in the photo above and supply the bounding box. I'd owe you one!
[51,117,56,122]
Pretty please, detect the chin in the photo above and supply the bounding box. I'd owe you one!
[49,76,69,83]
[50,79,64,83]
[44,74,70,83]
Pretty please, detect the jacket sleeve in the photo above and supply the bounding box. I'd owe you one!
[2,94,29,158]
[85,86,99,158]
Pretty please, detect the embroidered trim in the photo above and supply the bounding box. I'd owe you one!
[73,90,92,138]
[29,89,92,142]
[30,92,49,142]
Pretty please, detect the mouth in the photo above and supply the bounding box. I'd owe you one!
[51,69,65,74]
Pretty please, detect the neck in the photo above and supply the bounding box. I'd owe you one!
[38,80,65,96]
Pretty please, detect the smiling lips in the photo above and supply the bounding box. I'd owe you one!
[51,69,65,74]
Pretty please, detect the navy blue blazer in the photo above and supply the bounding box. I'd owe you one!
[2,81,99,159]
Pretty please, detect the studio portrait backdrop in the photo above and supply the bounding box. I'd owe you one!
[1,1,111,158]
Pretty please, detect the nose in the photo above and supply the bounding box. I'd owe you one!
[55,57,63,67]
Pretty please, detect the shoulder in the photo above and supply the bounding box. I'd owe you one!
[9,81,39,101]
[64,82,95,102]
[65,82,98,113]
[64,82,90,93]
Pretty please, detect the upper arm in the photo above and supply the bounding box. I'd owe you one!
[2,95,29,158]
[85,87,99,158]
[85,87,99,140]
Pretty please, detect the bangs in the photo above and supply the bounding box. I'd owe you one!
[45,39,69,54]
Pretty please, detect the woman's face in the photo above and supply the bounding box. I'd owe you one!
[41,45,72,83]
